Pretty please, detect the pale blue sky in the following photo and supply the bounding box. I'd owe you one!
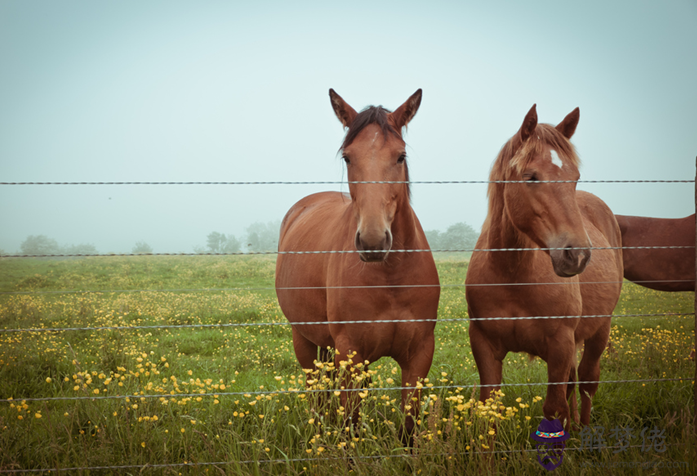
[1,1,695,253]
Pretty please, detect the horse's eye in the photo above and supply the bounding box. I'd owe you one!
[343,155,350,165]
[523,172,538,182]
[397,153,406,164]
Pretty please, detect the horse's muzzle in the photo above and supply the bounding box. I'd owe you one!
[550,245,591,277]
[355,230,392,262]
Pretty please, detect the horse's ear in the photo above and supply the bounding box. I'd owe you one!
[556,107,580,139]
[519,104,537,142]
[391,89,422,130]
[329,89,358,129]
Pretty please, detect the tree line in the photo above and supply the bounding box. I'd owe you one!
[198,221,281,253]
[14,235,153,256]
[10,221,478,256]
[424,222,479,251]
[17,235,99,256]
[202,221,479,253]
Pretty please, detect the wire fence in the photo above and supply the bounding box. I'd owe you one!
[1,244,694,259]
[0,177,694,474]
[1,279,694,297]
[0,442,685,475]
[1,179,694,185]
[0,377,688,405]
[0,313,692,335]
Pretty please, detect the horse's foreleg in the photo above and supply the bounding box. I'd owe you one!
[566,348,579,425]
[292,327,321,382]
[566,354,580,426]
[577,323,610,426]
[469,322,503,402]
[333,346,364,428]
[397,333,435,445]
[543,331,575,429]
[292,328,331,415]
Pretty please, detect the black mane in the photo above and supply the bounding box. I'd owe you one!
[340,106,400,151]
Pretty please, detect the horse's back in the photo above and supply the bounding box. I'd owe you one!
[615,214,695,291]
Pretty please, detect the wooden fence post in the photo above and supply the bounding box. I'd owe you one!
[694,156,696,436]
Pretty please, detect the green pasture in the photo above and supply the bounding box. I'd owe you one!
[0,255,694,475]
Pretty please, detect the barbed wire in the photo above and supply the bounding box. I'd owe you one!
[0,312,691,335]
[1,179,694,186]
[0,442,686,474]
[1,377,689,404]
[2,244,693,259]
[1,179,693,474]
[2,279,693,296]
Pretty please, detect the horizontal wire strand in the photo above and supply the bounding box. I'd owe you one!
[1,179,694,185]
[0,442,686,474]
[2,244,694,259]
[0,313,692,334]
[0,279,694,296]
[1,378,689,404]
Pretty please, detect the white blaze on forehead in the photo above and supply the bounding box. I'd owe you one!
[550,149,563,169]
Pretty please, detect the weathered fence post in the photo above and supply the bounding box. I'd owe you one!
[694,156,696,436]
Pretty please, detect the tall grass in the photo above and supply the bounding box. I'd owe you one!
[0,255,694,475]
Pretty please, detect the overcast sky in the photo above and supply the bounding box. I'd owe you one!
[1,1,695,253]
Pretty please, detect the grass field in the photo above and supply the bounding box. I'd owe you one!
[0,255,694,475]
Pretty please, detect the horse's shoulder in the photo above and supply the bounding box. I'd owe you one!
[575,190,609,211]
[292,191,348,207]
[278,192,351,244]
[283,192,348,221]
[575,191,621,246]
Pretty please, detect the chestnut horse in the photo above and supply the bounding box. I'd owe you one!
[615,214,695,292]
[465,105,623,428]
[275,89,439,439]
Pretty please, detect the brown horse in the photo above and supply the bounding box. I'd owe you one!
[465,105,623,428]
[615,214,695,292]
[275,89,440,439]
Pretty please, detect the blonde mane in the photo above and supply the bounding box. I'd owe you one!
[483,123,580,232]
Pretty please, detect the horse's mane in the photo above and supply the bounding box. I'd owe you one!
[340,105,411,199]
[484,123,580,230]
[341,106,398,150]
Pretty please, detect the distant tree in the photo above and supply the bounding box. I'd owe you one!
[201,232,241,254]
[222,234,241,254]
[246,230,260,252]
[132,241,153,254]
[65,243,98,255]
[20,235,60,256]
[206,232,227,253]
[439,222,479,250]
[245,221,281,252]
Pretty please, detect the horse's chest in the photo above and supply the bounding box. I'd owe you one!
[468,279,582,345]
[326,289,434,358]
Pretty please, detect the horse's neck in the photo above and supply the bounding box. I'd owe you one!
[485,202,537,275]
[391,201,421,250]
